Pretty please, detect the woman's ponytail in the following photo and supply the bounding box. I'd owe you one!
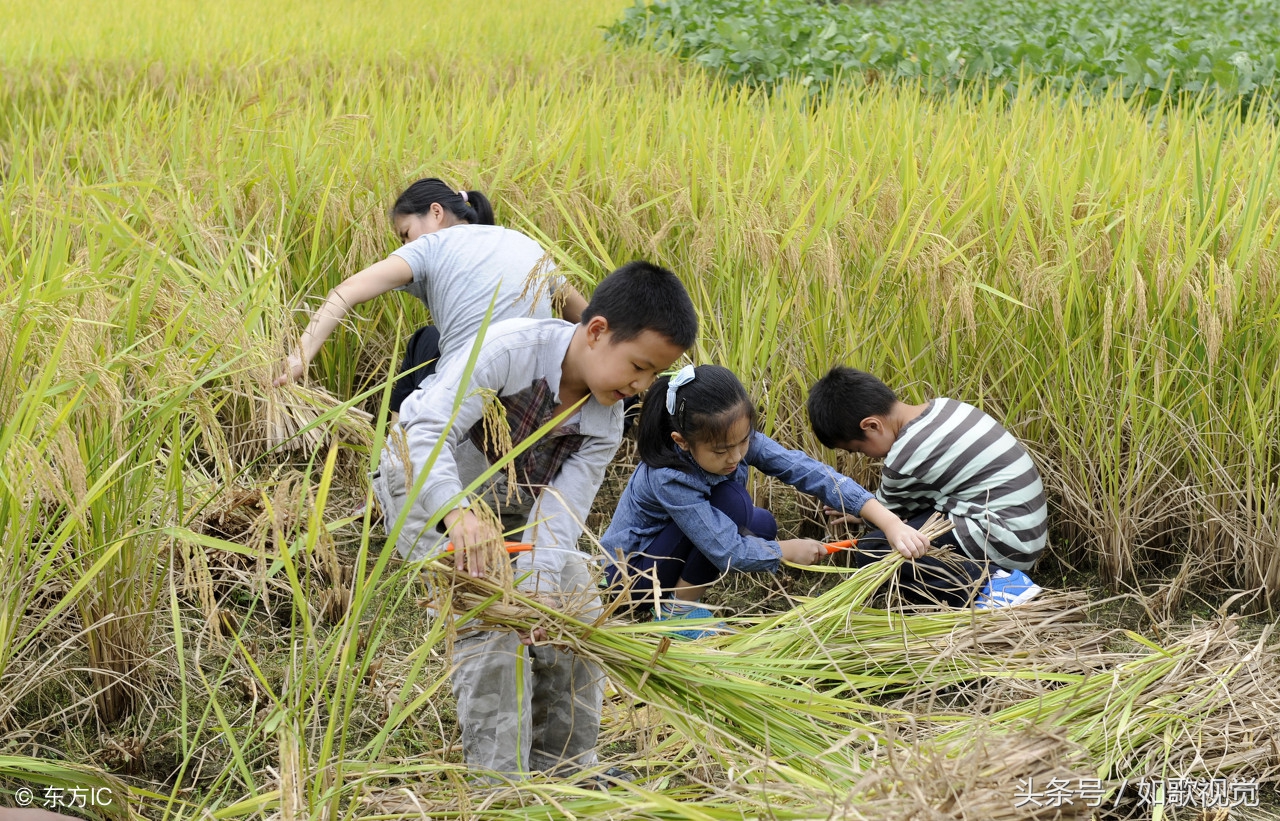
[461,189,495,225]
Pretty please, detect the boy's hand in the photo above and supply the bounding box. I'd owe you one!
[442,508,503,578]
[518,594,556,645]
[780,538,827,565]
[886,522,930,560]
[822,505,862,527]
[519,626,549,645]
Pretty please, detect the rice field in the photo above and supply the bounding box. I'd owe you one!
[3,0,1280,818]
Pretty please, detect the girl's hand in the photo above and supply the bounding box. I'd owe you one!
[443,508,503,578]
[780,539,827,565]
[886,523,930,560]
[823,505,862,527]
[275,353,305,386]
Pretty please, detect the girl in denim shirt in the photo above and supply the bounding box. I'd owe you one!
[601,364,928,635]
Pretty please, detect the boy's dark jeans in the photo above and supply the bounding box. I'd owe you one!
[853,510,988,608]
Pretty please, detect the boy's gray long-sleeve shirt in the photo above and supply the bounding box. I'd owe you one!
[392,318,623,589]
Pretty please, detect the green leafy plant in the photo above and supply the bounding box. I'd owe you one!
[607,0,1280,102]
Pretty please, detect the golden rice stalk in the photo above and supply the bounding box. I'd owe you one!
[915,511,957,544]
[472,387,519,500]
[260,381,374,454]
[521,251,566,316]
[270,720,305,821]
[832,731,1095,821]
[931,619,1280,786]
[421,500,528,628]
[223,360,375,464]
[188,476,333,629]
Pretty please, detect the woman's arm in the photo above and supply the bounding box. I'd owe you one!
[276,255,414,385]
[556,284,588,324]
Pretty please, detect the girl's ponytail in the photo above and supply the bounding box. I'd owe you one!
[391,177,495,226]
[636,374,679,469]
[635,365,756,471]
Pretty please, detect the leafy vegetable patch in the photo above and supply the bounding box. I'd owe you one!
[607,0,1280,100]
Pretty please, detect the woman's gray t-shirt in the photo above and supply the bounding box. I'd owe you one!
[390,223,559,373]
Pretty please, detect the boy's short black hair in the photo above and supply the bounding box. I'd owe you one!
[580,261,698,349]
[807,366,898,448]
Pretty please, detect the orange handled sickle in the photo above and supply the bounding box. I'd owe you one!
[450,541,853,555]
[444,541,534,554]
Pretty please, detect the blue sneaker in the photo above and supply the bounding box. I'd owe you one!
[655,600,721,640]
[975,569,1043,609]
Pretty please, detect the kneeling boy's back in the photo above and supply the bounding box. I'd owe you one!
[876,397,1045,569]
[809,367,1046,603]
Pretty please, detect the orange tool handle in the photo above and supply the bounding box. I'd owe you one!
[824,539,856,554]
[444,541,533,554]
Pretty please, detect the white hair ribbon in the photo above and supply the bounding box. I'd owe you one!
[665,364,697,415]
[458,189,469,203]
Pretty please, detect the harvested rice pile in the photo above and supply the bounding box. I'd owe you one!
[427,551,1280,817]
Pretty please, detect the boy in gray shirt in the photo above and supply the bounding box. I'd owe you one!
[373,261,697,779]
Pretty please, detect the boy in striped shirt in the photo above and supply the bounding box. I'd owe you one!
[807,367,1044,608]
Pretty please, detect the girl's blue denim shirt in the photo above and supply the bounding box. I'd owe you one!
[600,431,873,573]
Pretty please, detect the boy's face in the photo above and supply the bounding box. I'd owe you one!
[835,416,895,459]
[581,319,685,407]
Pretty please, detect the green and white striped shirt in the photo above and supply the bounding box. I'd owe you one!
[877,398,1047,570]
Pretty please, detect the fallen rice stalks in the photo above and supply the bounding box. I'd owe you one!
[423,552,902,782]
[442,552,1280,798]
[933,619,1280,785]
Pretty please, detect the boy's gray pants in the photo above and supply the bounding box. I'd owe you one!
[373,437,605,778]
[451,591,605,776]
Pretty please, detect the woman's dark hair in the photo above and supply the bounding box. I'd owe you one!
[390,177,495,226]
[636,364,756,470]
